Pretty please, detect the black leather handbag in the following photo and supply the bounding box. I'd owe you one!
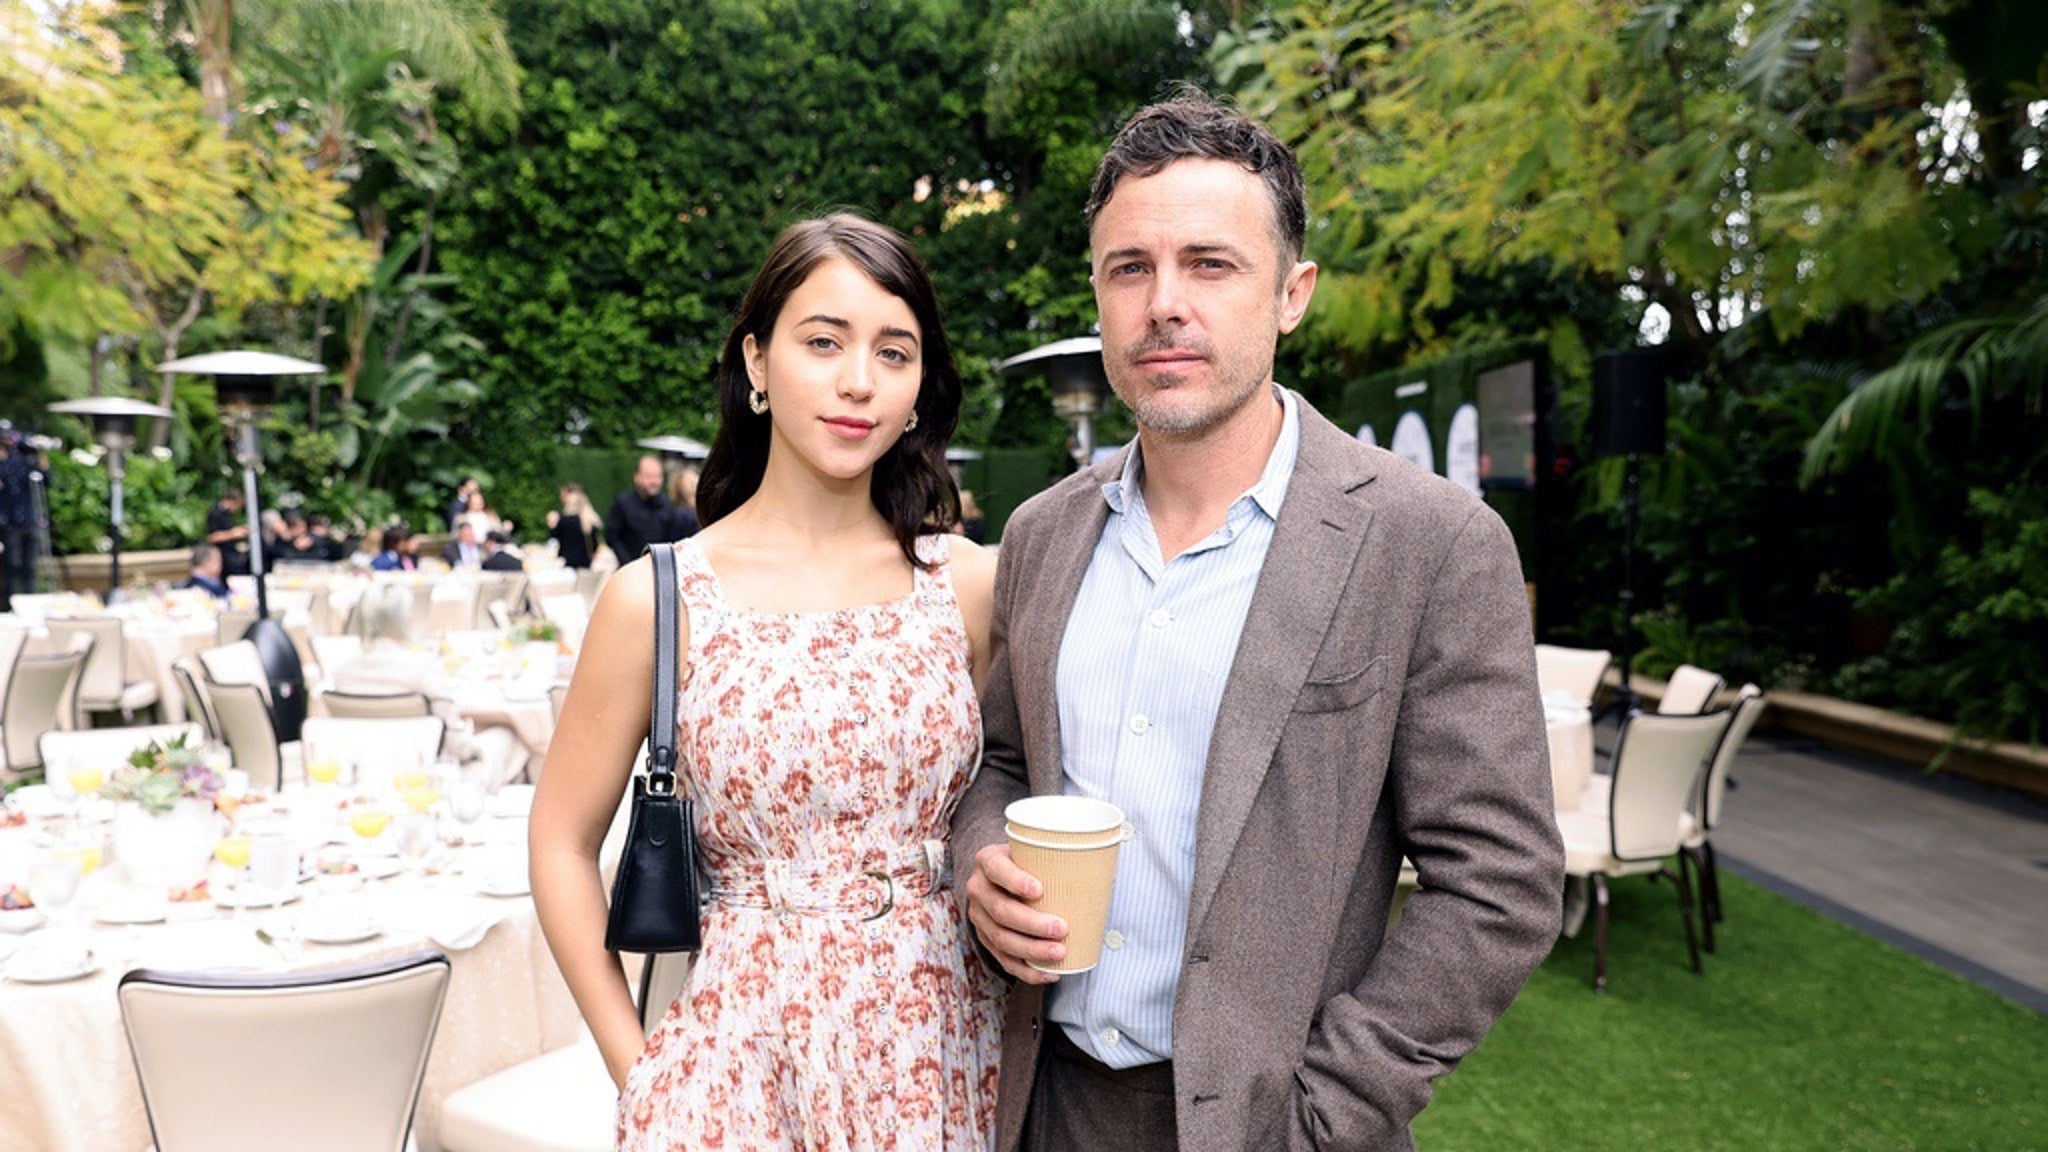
[603,543,702,954]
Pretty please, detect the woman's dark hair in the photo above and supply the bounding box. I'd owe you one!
[697,212,962,570]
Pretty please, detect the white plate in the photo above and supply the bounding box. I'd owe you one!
[353,857,403,881]
[476,874,530,898]
[6,949,99,984]
[214,887,301,910]
[303,918,381,945]
[95,899,168,926]
[0,908,47,934]
[7,785,63,820]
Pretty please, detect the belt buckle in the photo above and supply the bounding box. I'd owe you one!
[859,869,894,921]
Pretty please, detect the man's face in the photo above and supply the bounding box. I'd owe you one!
[1089,158,1316,438]
[634,459,664,497]
[456,523,476,544]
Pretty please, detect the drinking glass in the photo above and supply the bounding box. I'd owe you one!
[26,850,82,922]
[214,833,253,916]
[347,802,393,846]
[248,834,297,908]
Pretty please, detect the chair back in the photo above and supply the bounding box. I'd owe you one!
[1534,644,1612,709]
[1700,685,1768,832]
[1658,663,1726,714]
[119,950,450,1152]
[45,616,125,706]
[308,634,364,686]
[537,593,589,650]
[574,568,605,608]
[300,716,445,774]
[1607,710,1731,861]
[548,683,569,723]
[40,723,203,795]
[2,645,89,772]
[322,690,433,720]
[485,600,515,630]
[473,573,528,628]
[206,679,283,793]
[198,641,270,701]
[170,659,221,741]
[637,952,693,1032]
[217,609,257,646]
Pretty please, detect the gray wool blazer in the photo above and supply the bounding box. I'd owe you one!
[952,392,1564,1152]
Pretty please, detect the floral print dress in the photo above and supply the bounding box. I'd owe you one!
[618,536,1003,1151]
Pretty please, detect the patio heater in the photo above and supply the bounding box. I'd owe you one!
[46,397,171,600]
[158,350,328,745]
[997,336,1111,470]
[1591,348,1670,720]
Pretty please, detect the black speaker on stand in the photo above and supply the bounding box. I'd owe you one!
[1592,348,1669,720]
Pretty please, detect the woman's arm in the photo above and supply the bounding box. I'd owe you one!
[948,535,996,691]
[528,554,684,1087]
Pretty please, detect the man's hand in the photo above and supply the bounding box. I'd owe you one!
[965,841,1069,985]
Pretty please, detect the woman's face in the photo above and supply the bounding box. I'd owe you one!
[744,258,922,485]
[466,491,486,512]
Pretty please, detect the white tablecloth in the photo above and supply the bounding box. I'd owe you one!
[0,812,577,1152]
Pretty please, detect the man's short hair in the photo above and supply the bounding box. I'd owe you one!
[190,543,220,569]
[485,530,510,546]
[1085,86,1309,267]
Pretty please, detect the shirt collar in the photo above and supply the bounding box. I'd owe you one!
[1101,385,1301,522]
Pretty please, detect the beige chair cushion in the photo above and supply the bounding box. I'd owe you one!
[436,1040,614,1152]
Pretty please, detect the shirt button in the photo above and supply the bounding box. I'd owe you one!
[1101,1027,1122,1047]
[1129,715,1150,735]
[1105,930,1125,951]
[1149,609,1171,629]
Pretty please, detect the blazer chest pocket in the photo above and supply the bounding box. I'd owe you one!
[1294,657,1385,714]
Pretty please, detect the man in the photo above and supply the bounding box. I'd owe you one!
[179,543,231,598]
[447,476,480,530]
[954,91,1563,1152]
[480,529,524,572]
[442,521,482,569]
[204,489,251,577]
[0,431,44,610]
[371,525,418,572]
[604,455,695,561]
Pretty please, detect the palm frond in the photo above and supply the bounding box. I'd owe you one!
[1734,0,1821,107]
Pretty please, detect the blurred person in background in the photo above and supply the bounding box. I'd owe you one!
[179,543,230,598]
[604,454,692,561]
[0,429,46,609]
[204,488,252,577]
[545,482,602,569]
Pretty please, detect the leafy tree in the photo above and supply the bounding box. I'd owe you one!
[0,3,367,396]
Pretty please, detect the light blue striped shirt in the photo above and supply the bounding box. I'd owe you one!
[1048,386,1301,1068]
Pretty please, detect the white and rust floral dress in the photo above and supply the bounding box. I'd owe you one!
[618,536,1002,1151]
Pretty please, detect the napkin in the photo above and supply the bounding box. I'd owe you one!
[382,895,502,952]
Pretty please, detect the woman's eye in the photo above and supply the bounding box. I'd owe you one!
[807,336,839,352]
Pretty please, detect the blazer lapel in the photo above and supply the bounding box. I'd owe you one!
[1020,453,1122,795]
[1187,406,1378,934]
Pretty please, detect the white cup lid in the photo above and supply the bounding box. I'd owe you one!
[1005,795,1125,834]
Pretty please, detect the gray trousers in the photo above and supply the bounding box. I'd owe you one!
[1023,1026,1179,1152]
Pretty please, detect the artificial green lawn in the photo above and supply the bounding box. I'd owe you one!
[1412,873,2047,1151]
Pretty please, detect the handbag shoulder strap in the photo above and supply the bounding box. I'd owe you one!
[647,543,680,795]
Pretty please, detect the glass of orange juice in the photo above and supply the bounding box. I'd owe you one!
[214,834,253,916]
[347,804,393,844]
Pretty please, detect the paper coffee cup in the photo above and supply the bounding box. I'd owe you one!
[1005,796,1131,974]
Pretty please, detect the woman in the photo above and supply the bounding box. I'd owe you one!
[531,214,1001,1150]
[458,489,512,542]
[546,483,603,569]
[331,584,531,786]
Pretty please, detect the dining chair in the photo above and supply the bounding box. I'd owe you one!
[1555,708,1731,991]
[197,640,270,702]
[119,950,451,1152]
[40,723,203,793]
[308,633,364,688]
[574,568,605,610]
[1,641,90,780]
[204,678,289,793]
[473,573,529,628]
[46,615,163,724]
[1657,663,1726,714]
[1683,684,1769,951]
[437,952,693,1152]
[547,683,569,724]
[322,690,434,719]
[216,608,257,646]
[485,599,516,631]
[169,658,221,741]
[300,715,445,771]
[1534,643,1613,711]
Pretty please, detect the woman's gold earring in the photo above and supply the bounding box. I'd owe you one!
[904,411,919,434]
[748,389,769,415]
